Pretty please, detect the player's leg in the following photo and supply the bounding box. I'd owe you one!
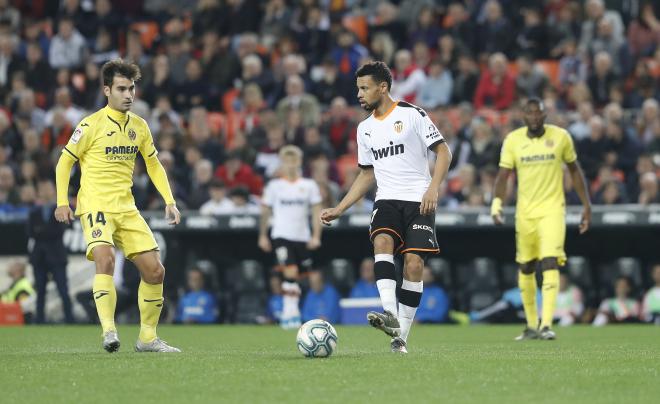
[273,239,302,329]
[81,210,120,351]
[539,258,559,340]
[394,252,424,353]
[366,233,401,337]
[116,211,179,352]
[91,245,120,352]
[516,260,540,340]
[537,212,566,339]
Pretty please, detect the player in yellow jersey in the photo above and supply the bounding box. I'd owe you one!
[491,98,591,341]
[54,59,182,353]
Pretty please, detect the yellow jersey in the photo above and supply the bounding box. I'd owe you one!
[62,105,172,215]
[499,124,577,218]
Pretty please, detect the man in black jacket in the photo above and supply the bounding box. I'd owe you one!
[28,179,74,323]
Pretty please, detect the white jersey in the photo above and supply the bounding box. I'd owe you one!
[357,101,445,202]
[262,177,322,242]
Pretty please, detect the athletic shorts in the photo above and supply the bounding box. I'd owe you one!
[80,210,158,261]
[272,238,313,274]
[369,199,439,256]
[515,211,566,265]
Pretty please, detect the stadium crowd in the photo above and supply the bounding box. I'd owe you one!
[0,0,659,217]
[1,1,660,326]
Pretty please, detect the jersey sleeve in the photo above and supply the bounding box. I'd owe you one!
[416,112,445,150]
[356,123,373,168]
[262,181,274,207]
[309,180,322,205]
[561,131,577,164]
[62,120,93,160]
[499,135,516,169]
[139,120,158,160]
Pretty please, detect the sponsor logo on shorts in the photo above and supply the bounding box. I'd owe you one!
[412,224,433,233]
[92,229,102,238]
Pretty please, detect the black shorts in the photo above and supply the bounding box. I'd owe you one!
[369,199,439,256]
[271,238,313,273]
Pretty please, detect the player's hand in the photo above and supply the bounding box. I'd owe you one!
[165,204,181,225]
[307,237,321,250]
[491,197,504,225]
[579,207,591,234]
[420,188,438,215]
[320,207,341,226]
[54,206,75,224]
[492,212,504,225]
[258,234,272,252]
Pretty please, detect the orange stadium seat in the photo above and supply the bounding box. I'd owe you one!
[343,15,368,45]
[535,60,560,87]
[0,303,24,326]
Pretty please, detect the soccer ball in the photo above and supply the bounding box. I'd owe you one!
[296,319,338,358]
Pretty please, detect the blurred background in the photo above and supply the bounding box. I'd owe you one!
[0,0,658,327]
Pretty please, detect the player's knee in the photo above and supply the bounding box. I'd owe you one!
[94,253,115,276]
[519,261,536,275]
[540,257,559,271]
[143,262,165,284]
[404,253,424,279]
[373,233,394,253]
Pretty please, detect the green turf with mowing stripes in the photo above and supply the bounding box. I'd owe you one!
[1,325,658,403]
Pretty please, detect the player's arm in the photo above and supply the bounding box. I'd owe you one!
[491,167,513,225]
[566,160,592,234]
[54,153,77,224]
[308,203,323,249]
[320,167,375,225]
[421,141,452,215]
[258,204,272,252]
[141,124,180,225]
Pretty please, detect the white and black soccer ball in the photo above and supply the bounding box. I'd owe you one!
[296,319,338,358]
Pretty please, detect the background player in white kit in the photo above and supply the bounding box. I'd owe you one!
[321,61,452,353]
[259,145,323,329]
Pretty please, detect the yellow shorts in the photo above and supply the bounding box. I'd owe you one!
[80,210,158,261]
[515,211,566,265]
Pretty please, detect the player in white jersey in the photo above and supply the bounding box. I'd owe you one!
[259,145,323,329]
[321,61,452,353]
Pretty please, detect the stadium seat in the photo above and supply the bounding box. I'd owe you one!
[598,257,643,298]
[426,257,452,288]
[499,262,519,289]
[535,60,560,87]
[342,15,368,44]
[230,260,266,294]
[234,293,268,324]
[565,256,597,307]
[325,259,355,297]
[130,21,160,50]
[456,258,500,311]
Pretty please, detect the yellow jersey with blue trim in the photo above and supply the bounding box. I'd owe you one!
[62,105,158,215]
[499,124,577,219]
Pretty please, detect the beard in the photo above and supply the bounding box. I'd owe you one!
[362,98,381,112]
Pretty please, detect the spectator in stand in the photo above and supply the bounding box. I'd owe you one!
[452,54,479,105]
[350,258,379,299]
[188,107,225,166]
[593,276,641,326]
[641,264,660,324]
[175,268,218,324]
[174,58,209,111]
[214,151,264,196]
[558,38,588,88]
[569,102,595,141]
[604,119,642,178]
[637,172,660,205]
[578,116,609,180]
[416,58,453,110]
[199,178,235,216]
[589,15,631,77]
[188,159,215,209]
[445,1,476,51]
[48,17,86,69]
[588,52,619,108]
[468,120,500,170]
[23,41,51,94]
[331,29,368,81]
[477,0,514,57]
[516,7,549,59]
[391,49,426,103]
[408,5,442,49]
[320,96,356,156]
[554,273,584,326]
[473,52,515,110]
[276,75,320,128]
[301,270,340,324]
[415,266,450,323]
[515,54,549,99]
[579,0,625,54]
[241,53,275,105]
[0,164,20,207]
[255,119,286,179]
[627,2,660,59]
[227,186,260,214]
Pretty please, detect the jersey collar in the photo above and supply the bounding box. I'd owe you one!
[104,105,129,125]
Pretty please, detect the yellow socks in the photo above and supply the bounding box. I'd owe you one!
[541,269,559,329]
[93,274,117,334]
[518,271,538,329]
[138,281,164,343]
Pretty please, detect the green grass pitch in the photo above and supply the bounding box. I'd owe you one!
[1,325,659,403]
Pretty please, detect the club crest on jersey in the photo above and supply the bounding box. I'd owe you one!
[92,229,102,238]
[128,128,137,141]
[545,139,554,148]
[393,120,403,134]
[71,127,83,144]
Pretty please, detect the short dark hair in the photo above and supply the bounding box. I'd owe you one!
[101,59,141,87]
[356,61,392,91]
[525,97,545,111]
